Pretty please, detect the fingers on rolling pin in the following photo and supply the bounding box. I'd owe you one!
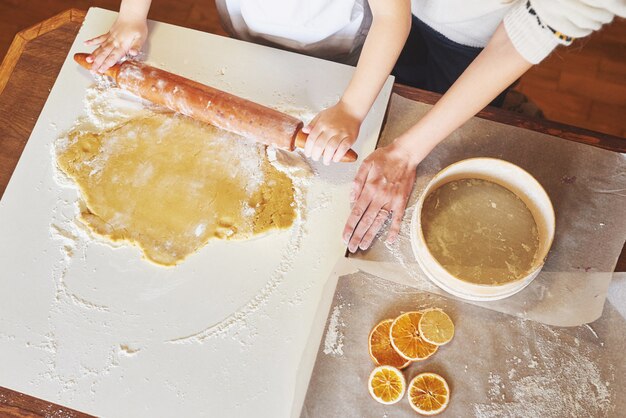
[74,52,358,162]
[294,130,358,162]
[74,53,121,79]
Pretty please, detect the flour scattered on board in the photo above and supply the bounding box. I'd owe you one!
[323,304,345,356]
[166,206,309,343]
[40,83,317,391]
[83,84,149,130]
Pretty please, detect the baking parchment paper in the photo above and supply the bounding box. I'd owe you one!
[351,94,626,327]
[300,260,626,418]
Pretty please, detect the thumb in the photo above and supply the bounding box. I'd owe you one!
[302,113,321,134]
[128,37,144,56]
[350,160,372,202]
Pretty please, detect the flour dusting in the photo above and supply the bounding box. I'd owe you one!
[42,84,317,388]
[14,76,334,412]
[323,304,345,356]
[473,319,614,417]
[83,85,149,130]
[165,156,311,343]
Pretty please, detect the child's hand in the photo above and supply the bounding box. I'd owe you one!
[84,17,148,74]
[343,140,422,252]
[302,101,362,165]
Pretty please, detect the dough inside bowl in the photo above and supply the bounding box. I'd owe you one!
[421,178,540,285]
[56,112,296,266]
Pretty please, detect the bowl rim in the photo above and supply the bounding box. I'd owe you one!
[410,157,555,295]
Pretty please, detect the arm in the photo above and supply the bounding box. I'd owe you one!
[392,23,532,167]
[85,0,152,73]
[344,22,533,252]
[303,0,411,165]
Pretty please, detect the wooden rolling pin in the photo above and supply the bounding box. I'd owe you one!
[74,53,358,162]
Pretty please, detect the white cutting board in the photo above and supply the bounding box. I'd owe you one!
[0,8,393,417]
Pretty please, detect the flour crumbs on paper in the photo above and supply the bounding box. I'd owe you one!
[473,319,614,418]
[323,304,346,356]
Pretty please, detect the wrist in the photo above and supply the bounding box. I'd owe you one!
[337,96,368,123]
[390,133,435,167]
[116,13,148,25]
[119,0,151,21]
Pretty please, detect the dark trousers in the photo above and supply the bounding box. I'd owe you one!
[392,15,509,107]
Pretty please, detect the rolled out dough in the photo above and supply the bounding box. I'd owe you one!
[56,112,296,266]
[421,178,539,285]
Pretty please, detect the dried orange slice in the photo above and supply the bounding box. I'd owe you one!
[369,319,412,369]
[407,372,450,415]
[368,366,406,405]
[418,309,455,346]
[390,312,438,361]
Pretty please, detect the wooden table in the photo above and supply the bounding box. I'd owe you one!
[0,9,624,417]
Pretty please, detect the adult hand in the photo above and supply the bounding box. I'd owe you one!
[301,101,361,165]
[343,142,421,252]
[84,17,148,73]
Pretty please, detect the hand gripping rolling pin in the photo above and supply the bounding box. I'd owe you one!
[74,53,358,162]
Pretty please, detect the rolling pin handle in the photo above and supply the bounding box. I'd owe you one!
[294,129,358,163]
[73,53,121,80]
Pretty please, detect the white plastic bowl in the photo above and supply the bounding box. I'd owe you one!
[410,158,555,301]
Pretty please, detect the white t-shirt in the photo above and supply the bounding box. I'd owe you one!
[216,0,371,64]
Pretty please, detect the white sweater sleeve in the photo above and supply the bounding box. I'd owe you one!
[503,0,626,64]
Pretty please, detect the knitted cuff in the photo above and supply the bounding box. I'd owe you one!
[503,0,561,64]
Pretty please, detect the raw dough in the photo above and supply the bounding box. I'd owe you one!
[56,112,296,266]
[421,178,539,285]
